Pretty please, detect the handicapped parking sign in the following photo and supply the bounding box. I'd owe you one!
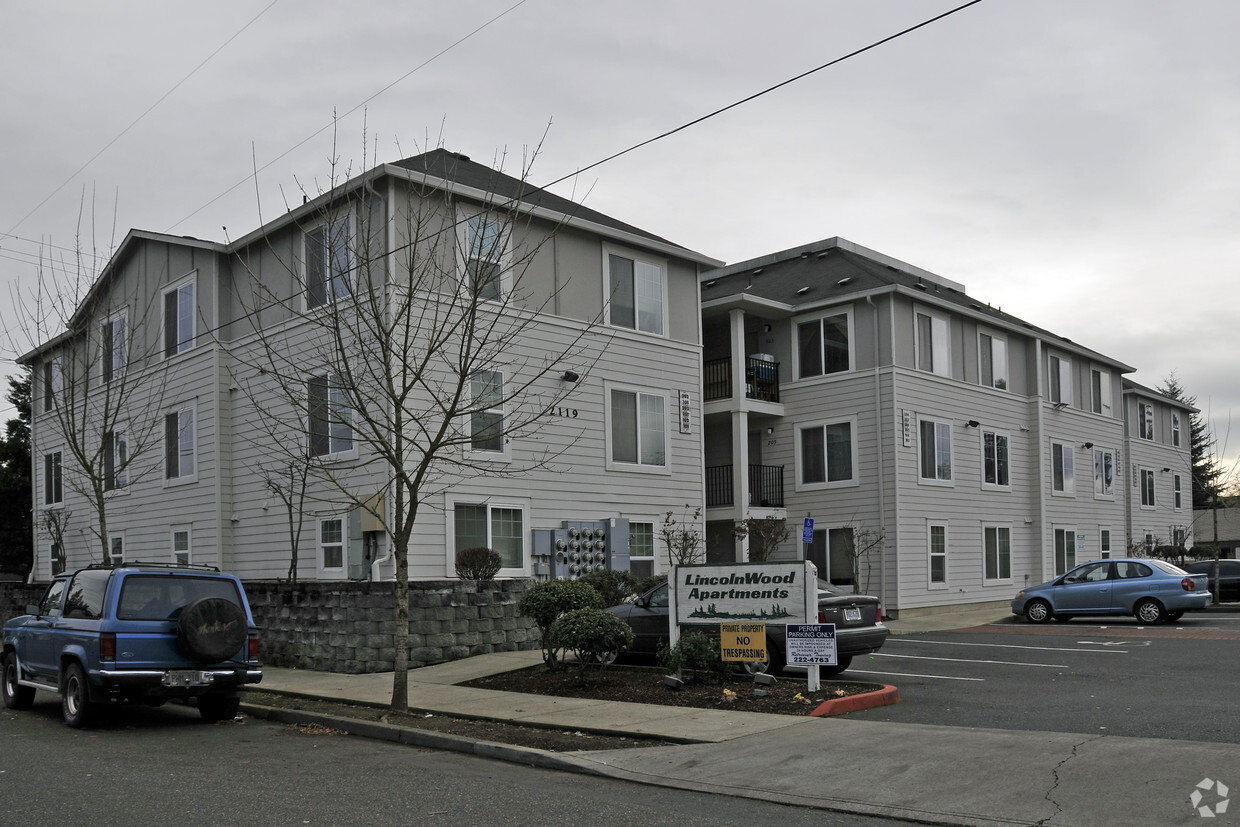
[802,517,814,544]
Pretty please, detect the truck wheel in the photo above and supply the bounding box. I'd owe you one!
[2,653,35,710]
[177,598,247,663]
[62,662,94,728]
[198,694,241,722]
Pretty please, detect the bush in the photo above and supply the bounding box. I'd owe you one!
[577,569,643,607]
[455,547,502,584]
[548,607,635,684]
[517,579,604,669]
[658,629,732,684]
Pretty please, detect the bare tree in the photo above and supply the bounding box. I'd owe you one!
[731,515,789,562]
[662,505,705,566]
[258,458,313,583]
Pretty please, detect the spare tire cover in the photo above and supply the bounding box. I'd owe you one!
[177,597,248,663]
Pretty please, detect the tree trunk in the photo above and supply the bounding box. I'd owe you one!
[390,543,410,710]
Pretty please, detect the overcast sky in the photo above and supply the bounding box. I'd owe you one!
[3,1,1238,475]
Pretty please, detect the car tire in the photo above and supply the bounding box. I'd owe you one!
[1025,599,1053,624]
[1135,598,1167,624]
[177,598,248,663]
[1167,610,1184,622]
[820,655,854,676]
[740,637,786,676]
[2,653,35,710]
[61,662,94,728]
[1053,614,1074,622]
[197,694,241,722]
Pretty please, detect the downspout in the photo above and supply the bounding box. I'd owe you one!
[366,174,395,582]
[1033,339,1048,583]
[866,295,888,615]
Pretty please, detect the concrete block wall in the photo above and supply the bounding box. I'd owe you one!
[1,583,47,624]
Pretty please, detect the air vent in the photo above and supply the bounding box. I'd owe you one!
[752,268,764,275]
[836,277,852,287]
[796,286,812,295]
[914,280,928,291]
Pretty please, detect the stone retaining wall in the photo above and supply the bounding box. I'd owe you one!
[0,583,46,624]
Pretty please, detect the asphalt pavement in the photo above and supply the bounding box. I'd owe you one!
[246,606,1240,826]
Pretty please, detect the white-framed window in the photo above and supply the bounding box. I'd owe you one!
[796,308,852,378]
[807,526,856,588]
[469,369,505,455]
[1100,529,1112,559]
[978,331,1007,390]
[104,428,128,492]
[1138,402,1154,440]
[163,276,195,358]
[164,405,196,482]
[172,527,191,566]
[318,516,345,577]
[796,417,856,489]
[1140,468,1156,508]
[1093,448,1115,498]
[42,357,62,413]
[983,524,1012,582]
[605,247,665,336]
[1051,441,1074,495]
[1054,527,1076,575]
[607,385,667,470]
[918,418,952,483]
[305,214,352,309]
[449,497,528,575]
[915,309,950,376]
[43,450,63,505]
[308,373,354,458]
[928,522,948,587]
[981,429,1010,489]
[108,533,125,566]
[627,521,655,579]
[50,542,65,576]
[1174,473,1183,510]
[1048,353,1072,405]
[103,310,128,383]
[459,210,509,301]
[1091,369,1112,415]
[1172,412,1182,448]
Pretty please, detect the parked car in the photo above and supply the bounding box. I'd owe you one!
[2,562,262,727]
[606,579,887,675]
[1011,558,1210,624]
[1180,559,1240,603]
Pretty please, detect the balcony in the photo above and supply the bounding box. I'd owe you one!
[703,356,781,403]
[705,464,785,508]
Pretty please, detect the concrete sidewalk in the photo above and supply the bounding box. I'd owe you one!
[248,610,1237,825]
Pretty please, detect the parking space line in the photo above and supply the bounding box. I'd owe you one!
[872,653,1068,667]
[889,639,1126,654]
[846,669,984,681]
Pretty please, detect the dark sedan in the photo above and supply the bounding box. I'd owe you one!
[606,579,887,675]
[1182,559,1240,603]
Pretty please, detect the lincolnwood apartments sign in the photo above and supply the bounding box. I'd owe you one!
[672,561,813,625]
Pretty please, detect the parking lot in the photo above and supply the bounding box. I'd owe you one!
[840,610,1240,744]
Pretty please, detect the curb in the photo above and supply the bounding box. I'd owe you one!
[810,684,900,717]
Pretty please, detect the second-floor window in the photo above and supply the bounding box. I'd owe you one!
[165,406,195,481]
[982,430,1010,488]
[163,279,195,358]
[1141,468,1156,507]
[103,311,127,382]
[306,215,352,309]
[606,251,664,336]
[1174,473,1183,510]
[1138,402,1154,440]
[470,370,504,453]
[979,332,1007,390]
[104,429,128,491]
[798,419,855,486]
[609,388,665,468]
[919,419,952,482]
[43,357,62,413]
[1051,442,1074,494]
[1093,448,1114,497]
[44,450,63,505]
[797,311,851,378]
[309,374,354,458]
[915,310,950,376]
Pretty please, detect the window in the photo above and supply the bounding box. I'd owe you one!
[172,528,191,566]
[979,332,1007,390]
[462,212,507,301]
[164,406,195,481]
[1091,369,1112,415]
[628,522,655,579]
[43,450,63,505]
[1054,527,1076,575]
[1093,448,1114,498]
[1172,413,1182,448]
[1100,529,1112,559]
[50,543,65,576]
[309,374,354,458]
[982,430,1010,488]
[108,534,124,566]
[1051,442,1074,494]
[797,310,851,378]
[454,502,525,571]
[1048,354,1072,405]
[1140,468,1156,508]
[1138,402,1154,440]
[103,311,127,382]
[470,370,504,453]
[1174,474,1183,510]
[609,388,666,468]
[797,419,855,487]
[919,419,952,482]
[606,250,664,335]
[319,517,345,574]
[983,525,1011,581]
[915,310,950,376]
[42,357,62,413]
[808,527,856,587]
[163,279,195,358]
[306,215,351,308]
[929,523,947,586]
[104,429,128,491]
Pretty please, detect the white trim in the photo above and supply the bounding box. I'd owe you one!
[1092,447,1116,500]
[464,368,511,462]
[171,526,192,566]
[1174,473,1184,511]
[162,272,197,359]
[1053,525,1077,575]
[917,416,953,486]
[927,521,948,589]
[302,212,354,311]
[1099,528,1113,559]
[1139,466,1156,509]
[456,206,513,301]
[444,493,532,577]
[979,427,1011,491]
[1047,352,1072,405]
[103,307,129,382]
[1050,440,1075,497]
[794,415,859,491]
[163,402,197,486]
[108,532,125,566]
[914,306,950,377]
[1090,368,1112,416]
[603,243,668,337]
[317,515,347,578]
[792,305,855,379]
[977,328,1008,391]
[306,373,358,461]
[982,523,1013,584]
[604,381,671,474]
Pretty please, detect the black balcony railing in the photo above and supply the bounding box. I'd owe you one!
[704,358,731,401]
[705,464,784,508]
[703,357,781,403]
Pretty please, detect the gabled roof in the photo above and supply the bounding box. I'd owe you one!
[1122,378,1199,413]
[701,237,1133,372]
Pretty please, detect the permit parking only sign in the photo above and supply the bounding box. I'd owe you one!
[786,623,837,666]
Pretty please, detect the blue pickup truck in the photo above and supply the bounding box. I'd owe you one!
[2,563,262,727]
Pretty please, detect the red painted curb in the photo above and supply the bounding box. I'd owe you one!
[809,684,900,717]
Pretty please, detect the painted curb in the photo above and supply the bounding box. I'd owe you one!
[809,684,900,717]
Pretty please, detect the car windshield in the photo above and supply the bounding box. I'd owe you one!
[1148,559,1188,576]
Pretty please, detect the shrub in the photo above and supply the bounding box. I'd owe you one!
[548,607,635,684]
[658,629,732,684]
[455,547,502,585]
[517,579,604,669]
[577,569,642,607]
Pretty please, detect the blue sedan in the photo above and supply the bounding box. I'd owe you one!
[1012,558,1211,624]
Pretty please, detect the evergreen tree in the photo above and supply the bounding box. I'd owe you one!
[0,374,33,575]
[1158,374,1223,509]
